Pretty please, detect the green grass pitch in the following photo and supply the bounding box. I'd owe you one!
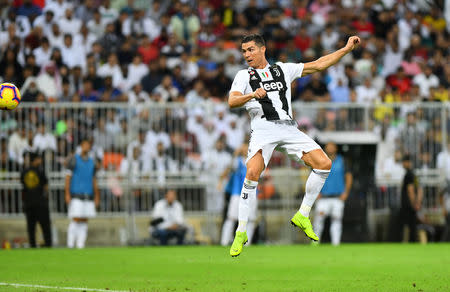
[1,244,449,291]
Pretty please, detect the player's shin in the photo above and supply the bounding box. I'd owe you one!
[299,169,330,217]
[237,179,258,232]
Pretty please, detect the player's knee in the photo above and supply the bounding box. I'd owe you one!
[246,167,261,181]
[317,157,332,170]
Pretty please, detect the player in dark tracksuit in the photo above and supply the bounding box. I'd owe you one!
[20,152,52,247]
[399,154,423,242]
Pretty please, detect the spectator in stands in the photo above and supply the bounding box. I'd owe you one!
[8,126,30,165]
[36,61,61,101]
[150,141,178,185]
[400,154,423,243]
[202,138,232,212]
[65,138,100,248]
[44,0,70,19]
[80,78,100,102]
[399,112,425,163]
[125,54,148,91]
[93,117,113,151]
[97,53,124,90]
[151,189,187,245]
[355,78,379,103]
[413,66,440,100]
[32,123,56,154]
[224,114,244,152]
[152,75,179,103]
[170,3,200,47]
[20,152,52,248]
[58,7,82,36]
[98,76,122,102]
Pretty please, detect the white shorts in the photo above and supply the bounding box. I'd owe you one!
[247,120,321,167]
[227,195,258,220]
[315,198,344,220]
[68,198,96,219]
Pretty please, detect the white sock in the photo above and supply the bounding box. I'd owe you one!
[67,221,77,248]
[237,179,258,233]
[220,219,236,246]
[299,169,330,217]
[76,222,88,249]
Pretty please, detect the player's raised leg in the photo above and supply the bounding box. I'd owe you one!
[230,151,264,257]
[291,149,331,241]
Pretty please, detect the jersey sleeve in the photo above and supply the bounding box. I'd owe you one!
[65,156,76,176]
[230,70,249,94]
[280,62,305,82]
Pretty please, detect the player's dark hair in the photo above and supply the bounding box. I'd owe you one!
[241,34,265,47]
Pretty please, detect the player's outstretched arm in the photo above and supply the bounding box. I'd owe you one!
[302,36,360,77]
[228,88,266,108]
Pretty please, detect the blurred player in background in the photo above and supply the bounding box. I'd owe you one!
[220,142,258,246]
[20,152,52,248]
[400,154,423,243]
[228,33,360,257]
[65,138,100,248]
[313,142,353,246]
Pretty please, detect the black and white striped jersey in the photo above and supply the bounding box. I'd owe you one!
[230,62,304,121]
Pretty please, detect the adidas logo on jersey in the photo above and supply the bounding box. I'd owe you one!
[251,76,258,80]
[259,81,285,92]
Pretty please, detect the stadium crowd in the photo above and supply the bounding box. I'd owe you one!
[0,0,449,214]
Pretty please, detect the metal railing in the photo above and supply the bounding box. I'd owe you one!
[0,102,448,217]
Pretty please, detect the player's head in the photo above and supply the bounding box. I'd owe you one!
[241,34,266,68]
[324,142,338,157]
[165,189,177,204]
[402,154,412,169]
[80,138,92,154]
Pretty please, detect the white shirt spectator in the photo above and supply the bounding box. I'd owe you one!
[153,84,179,102]
[127,139,152,162]
[87,18,107,39]
[145,130,171,156]
[225,117,245,151]
[58,15,82,36]
[8,131,30,164]
[153,199,184,229]
[126,62,149,90]
[128,89,150,105]
[195,123,219,154]
[413,72,440,98]
[33,46,52,67]
[321,29,339,51]
[355,83,379,103]
[61,43,85,69]
[45,0,72,19]
[398,18,414,50]
[74,33,97,55]
[97,63,124,89]
[122,16,160,41]
[119,156,150,183]
[48,27,64,49]
[33,14,54,36]
[381,156,405,182]
[382,45,404,77]
[32,133,57,153]
[437,149,450,181]
[99,5,118,23]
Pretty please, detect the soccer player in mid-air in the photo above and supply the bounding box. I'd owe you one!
[228,33,360,257]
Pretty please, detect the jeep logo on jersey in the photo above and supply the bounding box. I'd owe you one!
[259,81,285,92]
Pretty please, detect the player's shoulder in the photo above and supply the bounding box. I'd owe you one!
[235,69,249,77]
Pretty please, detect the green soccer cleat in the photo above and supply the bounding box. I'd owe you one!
[290,211,319,241]
[230,231,248,257]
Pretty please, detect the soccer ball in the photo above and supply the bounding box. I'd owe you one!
[0,83,21,110]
